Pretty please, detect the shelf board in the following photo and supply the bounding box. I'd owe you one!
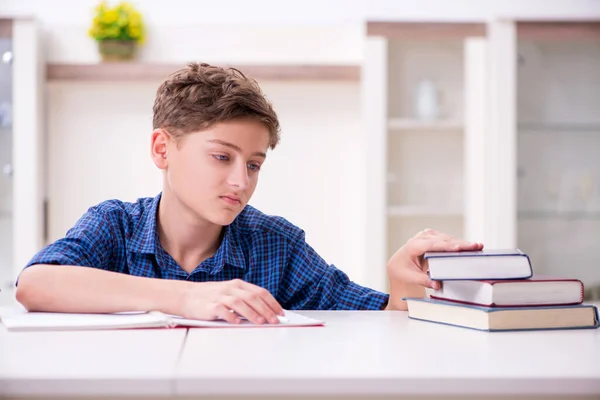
[518,22,600,41]
[388,118,463,131]
[367,22,485,39]
[46,63,361,82]
[0,19,11,39]
[388,205,463,217]
[519,211,600,220]
[518,123,600,133]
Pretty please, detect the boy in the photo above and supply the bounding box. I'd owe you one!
[16,62,483,325]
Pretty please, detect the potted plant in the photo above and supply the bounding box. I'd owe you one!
[88,1,145,62]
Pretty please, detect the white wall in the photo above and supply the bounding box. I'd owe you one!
[2,0,599,64]
[2,0,600,24]
[46,81,162,238]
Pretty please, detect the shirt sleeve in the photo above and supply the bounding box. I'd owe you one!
[23,207,120,273]
[280,234,389,310]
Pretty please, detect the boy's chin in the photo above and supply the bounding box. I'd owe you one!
[208,211,240,226]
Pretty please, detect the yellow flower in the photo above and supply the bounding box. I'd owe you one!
[88,1,145,43]
[107,26,121,38]
[101,9,118,25]
[127,26,140,39]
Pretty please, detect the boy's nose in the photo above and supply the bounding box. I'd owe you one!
[228,164,250,189]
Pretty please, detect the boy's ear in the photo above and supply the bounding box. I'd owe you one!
[150,129,171,169]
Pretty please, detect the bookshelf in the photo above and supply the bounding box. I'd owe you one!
[516,28,600,291]
[363,20,600,293]
[363,20,600,294]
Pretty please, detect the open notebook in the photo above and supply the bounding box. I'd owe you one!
[0,308,325,331]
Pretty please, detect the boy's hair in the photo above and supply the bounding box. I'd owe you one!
[153,62,280,149]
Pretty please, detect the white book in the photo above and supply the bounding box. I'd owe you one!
[424,249,533,280]
[430,276,584,307]
[0,308,324,332]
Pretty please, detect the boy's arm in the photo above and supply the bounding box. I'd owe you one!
[279,236,389,310]
[16,264,185,314]
[17,265,283,324]
[279,230,483,311]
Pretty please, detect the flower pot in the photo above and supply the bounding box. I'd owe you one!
[98,40,137,62]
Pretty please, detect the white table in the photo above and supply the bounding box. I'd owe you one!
[176,310,600,399]
[0,325,186,398]
[1,310,599,399]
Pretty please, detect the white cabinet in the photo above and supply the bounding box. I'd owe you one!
[363,23,500,291]
[515,22,600,299]
[0,18,45,289]
[0,27,12,290]
[363,20,600,298]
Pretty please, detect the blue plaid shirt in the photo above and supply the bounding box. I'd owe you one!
[25,194,389,310]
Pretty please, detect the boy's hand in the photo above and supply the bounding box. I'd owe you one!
[178,279,284,324]
[385,229,484,311]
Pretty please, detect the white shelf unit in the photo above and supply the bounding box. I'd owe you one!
[515,24,600,291]
[0,18,45,289]
[363,23,502,291]
[387,118,463,131]
[387,205,463,217]
[364,20,600,295]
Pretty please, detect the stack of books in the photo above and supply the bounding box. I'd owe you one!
[405,249,599,332]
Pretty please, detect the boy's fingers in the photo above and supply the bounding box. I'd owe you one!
[426,238,481,252]
[403,267,436,289]
[257,289,284,317]
[236,289,280,324]
[224,294,266,325]
[240,281,285,317]
[212,303,241,324]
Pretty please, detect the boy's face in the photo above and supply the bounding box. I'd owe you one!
[153,119,270,226]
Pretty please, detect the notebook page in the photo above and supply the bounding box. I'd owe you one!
[0,308,168,331]
[168,310,325,328]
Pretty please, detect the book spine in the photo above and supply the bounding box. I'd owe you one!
[523,254,533,278]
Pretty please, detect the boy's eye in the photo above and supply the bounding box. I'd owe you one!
[214,154,229,161]
[247,163,261,172]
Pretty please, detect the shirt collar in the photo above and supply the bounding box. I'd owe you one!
[127,193,161,255]
[128,193,246,271]
[206,223,246,272]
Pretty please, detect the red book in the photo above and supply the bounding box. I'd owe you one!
[430,276,584,307]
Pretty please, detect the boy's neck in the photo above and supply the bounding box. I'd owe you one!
[156,191,223,274]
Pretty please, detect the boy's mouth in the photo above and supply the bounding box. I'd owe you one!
[220,196,241,205]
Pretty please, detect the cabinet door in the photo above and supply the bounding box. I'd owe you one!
[515,22,600,300]
[0,21,13,291]
[10,18,45,286]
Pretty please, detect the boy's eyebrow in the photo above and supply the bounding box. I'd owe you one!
[207,139,267,158]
